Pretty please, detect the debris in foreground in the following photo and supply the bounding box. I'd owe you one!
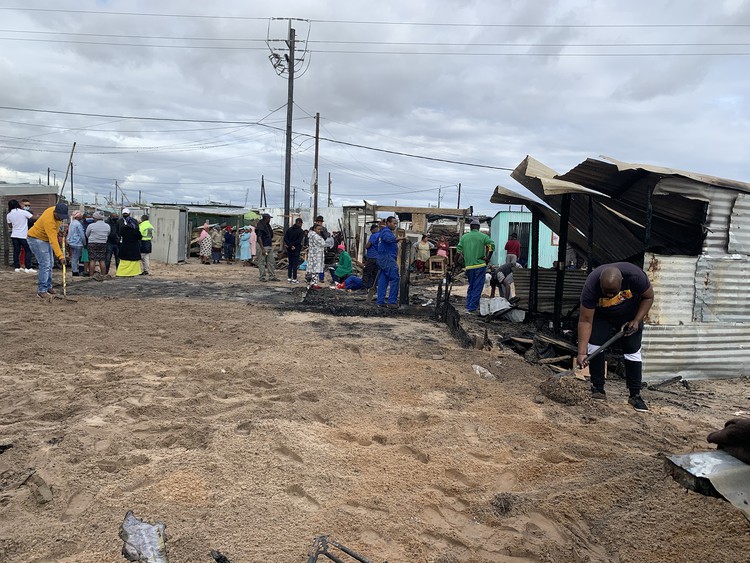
[666,450,750,521]
[307,535,384,563]
[120,511,168,563]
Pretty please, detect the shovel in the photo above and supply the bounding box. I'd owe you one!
[554,324,627,379]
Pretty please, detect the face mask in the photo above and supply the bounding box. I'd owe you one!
[23,206,31,211]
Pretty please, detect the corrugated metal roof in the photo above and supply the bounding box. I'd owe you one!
[644,253,697,325]
[603,156,750,194]
[510,155,715,264]
[643,323,750,381]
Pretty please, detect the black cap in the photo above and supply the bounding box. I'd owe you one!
[54,203,69,219]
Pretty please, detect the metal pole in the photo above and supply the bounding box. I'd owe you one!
[553,193,571,334]
[70,162,74,203]
[282,26,296,234]
[327,173,332,207]
[457,182,461,209]
[313,112,320,219]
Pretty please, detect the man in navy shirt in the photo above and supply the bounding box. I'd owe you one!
[577,262,654,411]
[376,216,402,309]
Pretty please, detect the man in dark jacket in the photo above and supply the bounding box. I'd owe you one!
[284,218,305,284]
[255,213,278,282]
[105,213,121,275]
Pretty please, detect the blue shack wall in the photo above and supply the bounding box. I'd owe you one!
[490,210,557,267]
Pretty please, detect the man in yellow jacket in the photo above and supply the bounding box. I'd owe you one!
[139,214,155,275]
[27,203,68,298]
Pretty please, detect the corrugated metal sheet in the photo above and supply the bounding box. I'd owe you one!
[655,177,736,256]
[694,256,750,322]
[643,253,697,324]
[643,323,750,381]
[728,193,750,254]
[512,268,587,314]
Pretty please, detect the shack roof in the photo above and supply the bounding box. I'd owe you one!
[496,155,749,264]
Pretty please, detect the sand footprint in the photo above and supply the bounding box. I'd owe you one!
[398,445,429,464]
[61,491,94,522]
[285,484,320,509]
[273,445,303,463]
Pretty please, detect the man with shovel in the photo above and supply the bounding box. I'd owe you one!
[577,263,654,411]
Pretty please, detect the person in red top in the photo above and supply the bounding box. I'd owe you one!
[504,233,521,265]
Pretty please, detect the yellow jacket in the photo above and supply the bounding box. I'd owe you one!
[27,206,64,260]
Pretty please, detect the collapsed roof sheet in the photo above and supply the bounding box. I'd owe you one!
[509,156,714,264]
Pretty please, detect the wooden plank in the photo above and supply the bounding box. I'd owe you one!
[536,334,577,353]
[510,337,534,345]
[538,355,574,365]
[373,205,472,216]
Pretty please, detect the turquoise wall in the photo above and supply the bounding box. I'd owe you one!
[490,209,558,268]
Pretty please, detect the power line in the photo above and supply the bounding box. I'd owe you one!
[1,8,748,28]
[0,106,512,170]
[2,29,748,48]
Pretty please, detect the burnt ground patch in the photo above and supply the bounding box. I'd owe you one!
[63,276,305,306]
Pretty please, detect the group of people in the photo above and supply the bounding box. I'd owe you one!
[66,207,153,279]
[196,223,258,267]
[6,200,155,298]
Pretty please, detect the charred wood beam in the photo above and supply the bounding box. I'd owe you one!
[553,193,571,335]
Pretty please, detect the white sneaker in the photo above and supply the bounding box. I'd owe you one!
[287,278,292,283]
[15,268,23,273]
[25,268,37,273]
[291,279,299,284]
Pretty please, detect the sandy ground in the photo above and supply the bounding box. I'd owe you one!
[1,261,749,563]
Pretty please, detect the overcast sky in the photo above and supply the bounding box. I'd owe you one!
[0,0,748,214]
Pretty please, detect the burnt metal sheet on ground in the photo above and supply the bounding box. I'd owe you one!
[694,257,750,323]
[512,269,587,315]
[666,450,750,521]
[644,253,698,324]
[642,323,750,381]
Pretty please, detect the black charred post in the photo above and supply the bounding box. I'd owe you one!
[587,195,594,275]
[644,181,655,251]
[529,207,540,315]
[399,239,412,306]
[553,193,572,335]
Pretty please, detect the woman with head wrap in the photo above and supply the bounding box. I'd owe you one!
[193,222,211,264]
[66,210,86,276]
[85,211,110,279]
[116,215,142,277]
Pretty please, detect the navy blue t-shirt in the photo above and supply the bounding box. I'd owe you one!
[580,262,650,317]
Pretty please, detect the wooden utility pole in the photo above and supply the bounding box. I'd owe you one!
[69,162,74,203]
[47,167,50,186]
[282,25,296,233]
[57,142,76,203]
[457,182,461,208]
[260,176,267,207]
[313,112,320,219]
[327,173,332,207]
[437,187,442,208]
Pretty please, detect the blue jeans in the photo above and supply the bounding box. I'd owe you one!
[376,259,399,305]
[70,245,83,273]
[465,266,487,312]
[27,237,54,294]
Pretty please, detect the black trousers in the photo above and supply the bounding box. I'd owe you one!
[12,237,32,269]
[362,257,378,289]
[287,252,300,280]
[105,242,120,273]
[589,312,643,395]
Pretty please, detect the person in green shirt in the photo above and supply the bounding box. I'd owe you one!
[456,219,495,314]
[330,244,353,283]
